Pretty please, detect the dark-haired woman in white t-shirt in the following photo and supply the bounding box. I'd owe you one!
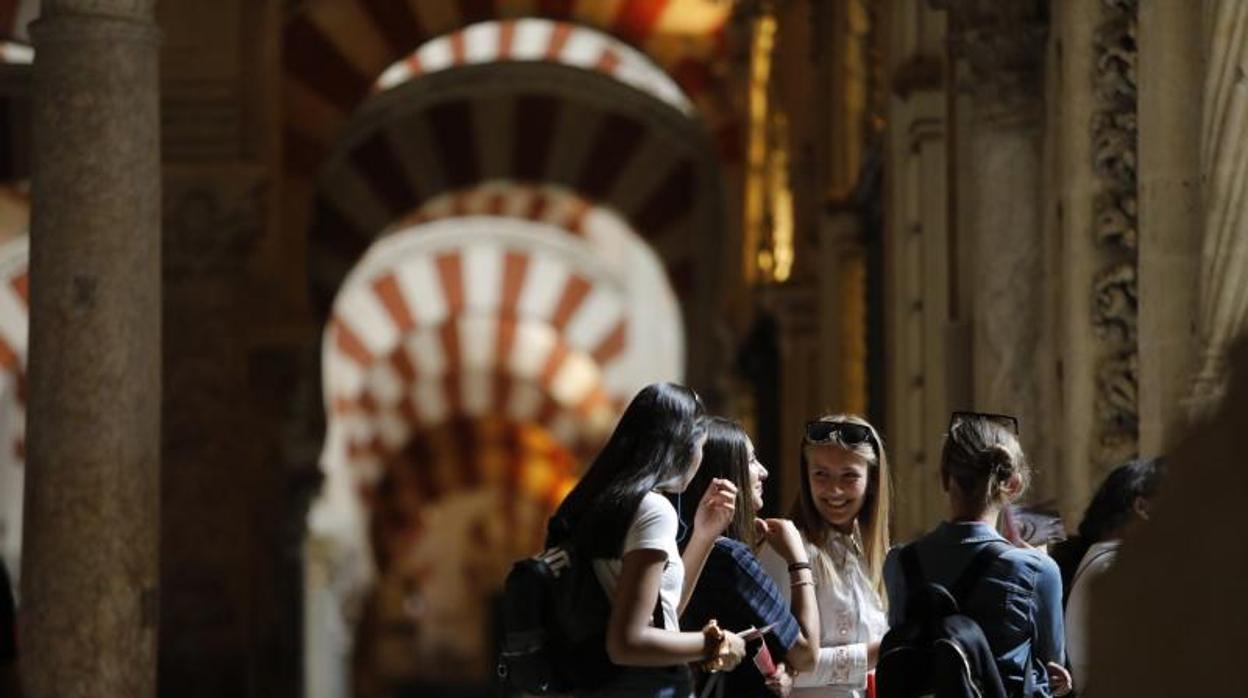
[550,383,747,697]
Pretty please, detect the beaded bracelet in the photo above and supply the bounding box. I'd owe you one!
[790,579,815,589]
[788,561,812,574]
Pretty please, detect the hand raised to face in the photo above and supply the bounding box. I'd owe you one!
[694,477,737,538]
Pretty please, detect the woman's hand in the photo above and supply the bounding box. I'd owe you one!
[756,518,807,564]
[719,630,746,671]
[764,663,793,697]
[694,478,737,539]
[701,621,747,673]
[1046,661,1072,697]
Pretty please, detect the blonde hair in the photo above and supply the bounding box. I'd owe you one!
[790,414,892,601]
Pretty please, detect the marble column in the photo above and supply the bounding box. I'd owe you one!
[945,0,1051,478]
[20,1,161,697]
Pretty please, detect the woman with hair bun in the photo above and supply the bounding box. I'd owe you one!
[883,413,1070,697]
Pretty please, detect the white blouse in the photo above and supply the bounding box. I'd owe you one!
[761,526,888,697]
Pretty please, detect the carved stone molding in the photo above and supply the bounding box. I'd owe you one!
[939,0,1048,121]
[1091,0,1139,468]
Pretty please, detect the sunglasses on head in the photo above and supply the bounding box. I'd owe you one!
[805,420,879,455]
[949,410,1020,436]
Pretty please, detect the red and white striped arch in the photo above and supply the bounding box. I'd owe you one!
[0,233,26,591]
[0,0,36,64]
[0,0,35,42]
[394,181,603,235]
[311,80,713,307]
[392,179,672,243]
[374,18,693,115]
[385,184,686,403]
[323,215,682,483]
[284,0,737,172]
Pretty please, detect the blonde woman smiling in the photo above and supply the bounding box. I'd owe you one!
[762,415,892,697]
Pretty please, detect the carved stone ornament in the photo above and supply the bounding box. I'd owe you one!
[1090,0,1140,468]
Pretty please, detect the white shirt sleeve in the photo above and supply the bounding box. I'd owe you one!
[795,643,869,689]
[621,492,678,557]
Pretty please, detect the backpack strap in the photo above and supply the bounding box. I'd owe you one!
[949,541,1011,606]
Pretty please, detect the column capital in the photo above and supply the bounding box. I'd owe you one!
[31,0,160,47]
[937,0,1048,121]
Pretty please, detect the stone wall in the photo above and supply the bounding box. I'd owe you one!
[156,1,312,696]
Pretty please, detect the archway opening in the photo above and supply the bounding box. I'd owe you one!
[307,213,684,694]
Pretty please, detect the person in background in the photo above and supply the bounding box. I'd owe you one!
[884,412,1070,697]
[999,500,1067,553]
[548,382,747,697]
[680,417,821,697]
[1062,457,1165,691]
[762,415,891,697]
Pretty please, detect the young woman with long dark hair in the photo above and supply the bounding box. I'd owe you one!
[679,417,821,697]
[549,383,747,697]
[883,413,1070,697]
[1062,456,1164,690]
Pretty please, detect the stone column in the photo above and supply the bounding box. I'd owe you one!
[1136,0,1202,451]
[760,281,821,513]
[885,0,950,539]
[1044,0,1127,520]
[945,1,1051,477]
[1185,0,1248,419]
[20,1,161,697]
[817,210,866,416]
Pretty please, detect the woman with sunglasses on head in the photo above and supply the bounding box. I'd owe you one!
[882,413,1070,697]
[549,383,748,697]
[679,417,821,697]
[759,415,891,697]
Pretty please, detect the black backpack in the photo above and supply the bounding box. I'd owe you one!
[496,521,665,695]
[876,542,1016,698]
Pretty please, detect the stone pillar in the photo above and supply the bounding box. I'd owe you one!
[945,1,1051,478]
[1136,0,1202,451]
[817,211,866,416]
[760,281,822,514]
[884,0,949,539]
[1043,0,1127,521]
[20,1,161,697]
[1185,0,1248,419]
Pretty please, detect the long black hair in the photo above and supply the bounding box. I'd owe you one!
[549,382,706,558]
[1051,456,1165,604]
[1077,457,1165,543]
[679,417,756,546]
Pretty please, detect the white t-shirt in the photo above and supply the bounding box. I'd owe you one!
[1065,539,1120,690]
[592,491,684,632]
